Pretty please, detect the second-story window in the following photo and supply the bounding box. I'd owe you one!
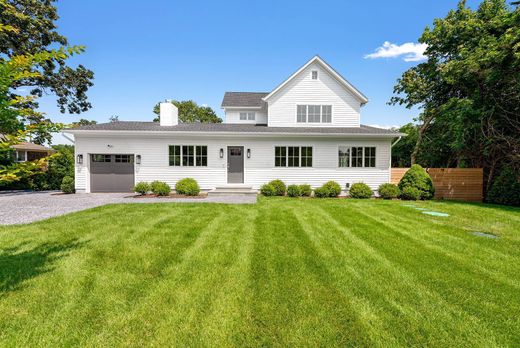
[312,70,318,80]
[239,112,255,121]
[296,105,332,123]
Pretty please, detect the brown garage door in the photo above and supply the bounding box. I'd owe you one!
[90,154,135,192]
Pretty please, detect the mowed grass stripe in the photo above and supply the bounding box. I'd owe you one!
[0,198,519,346]
[319,200,518,345]
[293,200,500,347]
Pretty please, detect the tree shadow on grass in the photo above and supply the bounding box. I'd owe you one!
[0,239,86,294]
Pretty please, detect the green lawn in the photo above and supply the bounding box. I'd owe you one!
[1,198,519,347]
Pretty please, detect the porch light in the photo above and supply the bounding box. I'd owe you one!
[247,149,251,158]
[219,148,224,158]
[345,183,350,189]
[76,154,83,164]
[136,155,141,164]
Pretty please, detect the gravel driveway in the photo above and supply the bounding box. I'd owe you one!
[0,191,257,225]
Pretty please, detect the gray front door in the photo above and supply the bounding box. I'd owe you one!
[227,146,244,183]
[90,154,135,192]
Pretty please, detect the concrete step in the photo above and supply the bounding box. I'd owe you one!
[208,187,257,196]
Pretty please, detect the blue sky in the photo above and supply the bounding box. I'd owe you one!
[39,0,481,142]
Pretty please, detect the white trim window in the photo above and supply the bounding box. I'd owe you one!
[296,105,332,123]
[338,146,376,168]
[14,150,26,162]
[275,146,312,167]
[169,145,207,167]
[311,70,318,80]
[239,112,255,121]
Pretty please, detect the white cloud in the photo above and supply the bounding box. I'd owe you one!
[364,41,427,62]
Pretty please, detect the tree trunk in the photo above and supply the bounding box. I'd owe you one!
[411,113,435,165]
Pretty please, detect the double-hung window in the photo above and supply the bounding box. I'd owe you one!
[275,146,312,167]
[169,145,207,167]
[239,112,255,121]
[338,146,376,168]
[297,105,307,123]
[296,105,332,123]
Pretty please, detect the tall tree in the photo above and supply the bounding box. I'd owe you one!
[390,0,520,192]
[153,100,222,123]
[0,0,94,115]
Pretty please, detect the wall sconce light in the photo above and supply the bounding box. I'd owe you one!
[136,155,141,164]
[76,154,83,164]
[345,183,350,189]
[247,149,251,158]
[219,148,224,158]
[107,144,113,148]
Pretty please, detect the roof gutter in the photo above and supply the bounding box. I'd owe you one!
[63,129,405,138]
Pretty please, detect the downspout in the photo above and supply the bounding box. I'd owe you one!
[391,136,402,148]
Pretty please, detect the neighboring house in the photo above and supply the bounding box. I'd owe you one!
[65,56,403,193]
[3,138,54,162]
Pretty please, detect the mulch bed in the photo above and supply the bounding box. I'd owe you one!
[132,193,208,199]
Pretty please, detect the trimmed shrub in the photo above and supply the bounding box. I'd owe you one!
[175,178,200,196]
[314,181,341,198]
[378,183,400,199]
[269,179,286,196]
[400,186,421,200]
[487,166,520,206]
[323,181,342,197]
[133,182,150,195]
[287,184,301,197]
[60,176,75,194]
[299,184,312,197]
[314,187,329,198]
[398,164,435,200]
[260,183,276,196]
[151,181,171,196]
[349,183,373,199]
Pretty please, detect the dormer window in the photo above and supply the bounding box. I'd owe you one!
[311,70,318,80]
[239,112,255,121]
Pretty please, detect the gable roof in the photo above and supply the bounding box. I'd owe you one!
[262,55,369,104]
[65,121,403,137]
[221,92,269,108]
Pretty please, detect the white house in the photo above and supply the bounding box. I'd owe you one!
[65,56,403,194]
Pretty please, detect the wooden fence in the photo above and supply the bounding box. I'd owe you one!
[391,168,483,202]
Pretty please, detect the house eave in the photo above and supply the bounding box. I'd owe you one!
[64,129,404,138]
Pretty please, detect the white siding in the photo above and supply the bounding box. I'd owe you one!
[74,134,391,193]
[224,109,268,124]
[267,62,361,127]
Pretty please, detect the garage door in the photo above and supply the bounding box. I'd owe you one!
[90,154,135,192]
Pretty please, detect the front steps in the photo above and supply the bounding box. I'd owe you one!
[207,185,258,196]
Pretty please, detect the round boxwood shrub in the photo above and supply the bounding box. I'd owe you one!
[287,184,301,197]
[487,166,520,206]
[378,183,400,199]
[323,181,341,197]
[268,179,286,196]
[133,182,150,195]
[60,176,75,194]
[175,178,200,196]
[400,186,421,200]
[314,181,341,198]
[260,183,276,196]
[151,181,171,196]
[398,164,435,200]
[299,184,312,197]
[314,187,329,198]
[349,183,372,199]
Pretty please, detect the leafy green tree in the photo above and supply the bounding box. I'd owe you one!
[0,0,94,115]
[153,100,222,123]
[0,12,84,184]
[72,119,97,127]
[391,123,418,167]
[390,0,520,194]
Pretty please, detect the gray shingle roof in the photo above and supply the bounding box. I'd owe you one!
[66,121,403,136]
[221,92,269,108]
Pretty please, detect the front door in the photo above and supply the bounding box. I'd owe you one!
[227,146,244,183]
